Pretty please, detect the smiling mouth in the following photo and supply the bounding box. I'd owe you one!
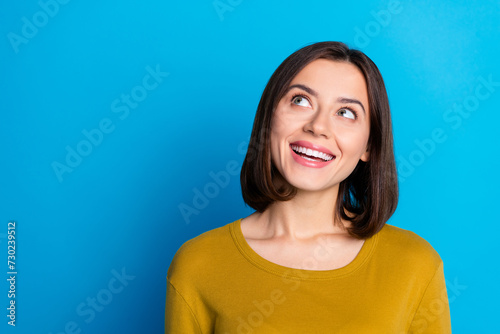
[290,144,335,162]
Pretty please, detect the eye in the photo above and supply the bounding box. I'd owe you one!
[291,94,311,108]
[337,107,357,120]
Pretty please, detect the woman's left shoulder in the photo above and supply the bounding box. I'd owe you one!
[376,223,443,268]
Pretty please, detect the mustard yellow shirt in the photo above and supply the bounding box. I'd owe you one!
[165,219,451,333]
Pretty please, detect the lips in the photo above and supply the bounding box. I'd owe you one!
[289,140,336,168]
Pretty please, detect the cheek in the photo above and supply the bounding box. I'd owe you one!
[337,129,370,156]
[270,114,295,166]
[271,108,306,138]
[270,112,289,145]
[269,123,282,162]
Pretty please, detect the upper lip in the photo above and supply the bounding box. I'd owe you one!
[289,140,335,156]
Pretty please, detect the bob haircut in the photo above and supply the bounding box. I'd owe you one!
[240,41,398,239]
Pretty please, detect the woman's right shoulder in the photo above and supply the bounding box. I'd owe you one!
[166,219,239,282]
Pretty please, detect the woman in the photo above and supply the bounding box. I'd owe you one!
[165,42,451,333]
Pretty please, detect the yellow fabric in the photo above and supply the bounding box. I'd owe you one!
[165,219,451,333]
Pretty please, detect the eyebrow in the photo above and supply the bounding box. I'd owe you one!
[285,84,366,114]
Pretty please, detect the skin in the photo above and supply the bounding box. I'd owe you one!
[241,59,371,270]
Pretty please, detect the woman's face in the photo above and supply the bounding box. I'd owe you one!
[270,58,370,193]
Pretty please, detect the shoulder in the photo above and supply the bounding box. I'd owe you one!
[167,220,236,284]
[375,223,443,270]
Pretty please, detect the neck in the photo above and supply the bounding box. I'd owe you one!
[254,185,351,241]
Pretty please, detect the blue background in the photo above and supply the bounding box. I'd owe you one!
[1,0,498,333]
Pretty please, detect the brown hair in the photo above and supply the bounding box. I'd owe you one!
[240,41,398,239]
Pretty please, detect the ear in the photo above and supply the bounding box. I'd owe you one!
[360,149,370,162]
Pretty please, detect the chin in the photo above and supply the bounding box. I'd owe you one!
[287,178,336,193]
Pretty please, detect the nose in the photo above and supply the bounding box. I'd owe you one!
[303,110,331,138]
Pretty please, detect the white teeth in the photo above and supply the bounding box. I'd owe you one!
[290,145,334,161]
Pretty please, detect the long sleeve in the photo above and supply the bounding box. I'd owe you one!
[408,262,452,333]
[165,279,202,334]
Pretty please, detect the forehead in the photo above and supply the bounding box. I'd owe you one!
[288,59,369,107]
